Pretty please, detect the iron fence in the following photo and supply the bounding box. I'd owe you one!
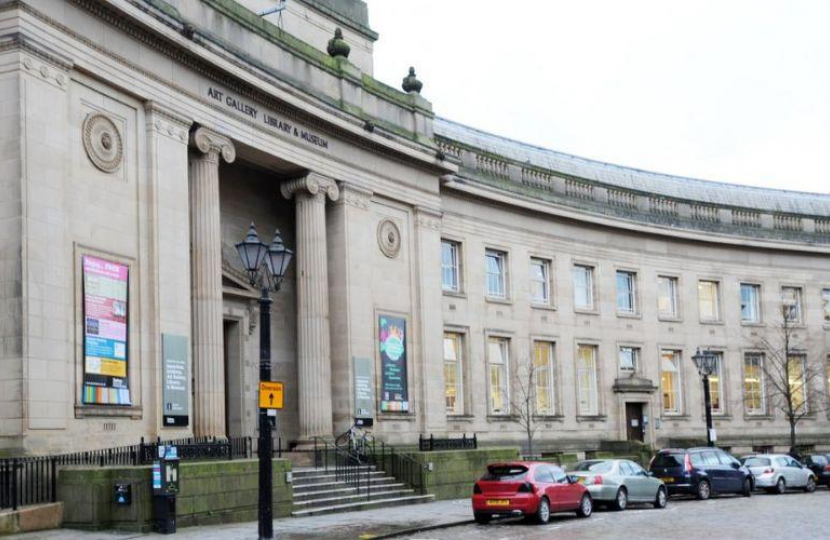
[418,433,477,452]
[0,436,252,511]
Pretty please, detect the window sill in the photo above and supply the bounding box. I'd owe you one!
[574,308,600,316]
[447,414,475,422]
[660,414,690,421]
[711,414,732,421]
[616,312,642,319]
[744,414,774,421]
[531,303,557,312]
[485,297,513,306]
[75,405,143,419]
[576,415,607,422]
[658,316,683,323]
[377,413,417,421]
[442,290,467,299]
[486,414,517,422]
[533,414,564,422]
[699,319,725,325]
[740,321,765,327]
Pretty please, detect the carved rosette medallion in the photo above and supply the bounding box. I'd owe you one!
[82,113,123,173]
[377,219,402,258]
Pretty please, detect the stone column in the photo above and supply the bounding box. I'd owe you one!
[281,173,340,441]
[189,127,235,437]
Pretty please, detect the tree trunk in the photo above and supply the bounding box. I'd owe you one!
[790,419,796,449]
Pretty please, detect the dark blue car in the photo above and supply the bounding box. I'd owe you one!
[803,454,830,487]
[648,447,753,500]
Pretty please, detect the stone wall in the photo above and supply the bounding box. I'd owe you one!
[57,459,292,532]
[409,447,519,500]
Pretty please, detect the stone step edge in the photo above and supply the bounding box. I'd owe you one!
[293,478,401,491]
[290,495,435,517]
[293,483,407,499]
[291,489,415,507]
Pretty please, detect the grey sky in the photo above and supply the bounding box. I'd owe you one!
[366,1,830,193]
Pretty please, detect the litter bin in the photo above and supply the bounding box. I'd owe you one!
[151,445,180,535]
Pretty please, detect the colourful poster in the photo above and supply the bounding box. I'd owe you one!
[82,255,131,405]
[378,315,409,412]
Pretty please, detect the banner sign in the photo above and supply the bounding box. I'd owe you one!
[82,255,131,405]
[162,334,189,426]
[378,315,409,412]
[353,356,374,421]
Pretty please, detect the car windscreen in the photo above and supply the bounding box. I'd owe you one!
[652,453,684,468]
[743,457,771,467]
[482,465,529,481]
[812,455,828,466]
[573,461,614,473]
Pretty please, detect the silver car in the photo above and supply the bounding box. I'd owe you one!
[569,459,667,510]
[741,454,817,494]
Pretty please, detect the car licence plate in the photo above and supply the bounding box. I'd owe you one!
[487,499,510,507]
[661,477,674,483]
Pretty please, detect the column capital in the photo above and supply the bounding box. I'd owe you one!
[281,173,340,202]
[190,126,236,164]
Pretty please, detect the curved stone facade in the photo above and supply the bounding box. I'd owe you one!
[0,0,827,457]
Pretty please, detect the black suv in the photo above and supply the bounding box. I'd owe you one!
[648,447,752,500]
[803,454,830,487]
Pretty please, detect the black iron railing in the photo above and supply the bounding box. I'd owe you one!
[418,433,477,452]
[312,437,375,501]
[368,438,425,495]
[0,436,252,511]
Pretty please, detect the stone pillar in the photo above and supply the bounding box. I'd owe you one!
[189,127,235,437]
[281,173,340,441]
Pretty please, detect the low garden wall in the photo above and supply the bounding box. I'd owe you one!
[57,458,292,532]
[409,447,519,500]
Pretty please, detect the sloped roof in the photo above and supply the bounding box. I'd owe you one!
[434,117,830,217]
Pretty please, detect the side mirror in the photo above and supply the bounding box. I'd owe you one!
[730,462,740,469]
[567,475,578,484]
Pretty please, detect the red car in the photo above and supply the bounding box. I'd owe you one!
[472,462,593,524]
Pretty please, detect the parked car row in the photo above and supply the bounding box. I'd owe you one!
[471,447,830,525]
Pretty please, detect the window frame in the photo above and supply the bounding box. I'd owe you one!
[697,279,722,323]
[575,343,600,417]
[486,335,511,416]
[821,288,830,325]
[618,345,640,375]
[780,285,804,325]
[485,249,509,300]
[532,340,556,416]
[787,353,808,415]
[573,263,597,312]
[740,282,762,324]
[743,352,767,416]
[660,349,683,416]
[529,257,553,307]
[656,274,681,321]
[615,269,639,316]
[443,331,464,415]
[708,351,726,415]
[441,239,462,294]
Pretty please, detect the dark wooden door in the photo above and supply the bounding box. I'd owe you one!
[625,403,644,442]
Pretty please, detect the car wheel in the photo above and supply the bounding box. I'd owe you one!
[805,477,816,493]
[613,488,628,511]
[742,478,752,497]
[576,494,593,518]
[696,479,711,501]
[474,512,492,525]
[653,486,668,509]
[775,477,786,495]
[535,497,551,525]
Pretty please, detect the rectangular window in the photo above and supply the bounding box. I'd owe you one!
[529,258,551,305]
[657,276,679,318]
[487,337,510,415]
[616,271,637,314]
[698,280,721,321]
[740,284,761,323]
[576,344,599,416]
[788,355,807,414]
[781,286,804,323]
[744,353,766,415]
[573,265,595,310]
[619,346,639,373]
[485,250,507,299]
[709,352,725,414]
[443,333,463,414]
[534,341,555,415]
[441,241,460,292]
[822,289,830,323]
[660,350,682,414]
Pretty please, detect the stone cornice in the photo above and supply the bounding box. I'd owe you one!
[190,126,236,163]
[144,101,193,129]
[281,173,340,202]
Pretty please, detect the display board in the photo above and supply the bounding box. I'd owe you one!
[162,334,189,426]
[82,255,131,405]
[378,315,408,412]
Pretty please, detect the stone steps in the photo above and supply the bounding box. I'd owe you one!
[290,466,434,517]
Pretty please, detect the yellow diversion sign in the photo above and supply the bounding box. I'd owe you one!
[259,381,284,409]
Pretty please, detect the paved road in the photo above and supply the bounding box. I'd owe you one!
[396,491,830,540]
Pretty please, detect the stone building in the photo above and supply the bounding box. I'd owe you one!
[1,0,829,456]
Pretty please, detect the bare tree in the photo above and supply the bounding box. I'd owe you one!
[511,361,539,458]
[756,303,826,449]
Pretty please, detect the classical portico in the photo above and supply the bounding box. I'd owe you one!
[281,173,340,441]
[189,127,236,437]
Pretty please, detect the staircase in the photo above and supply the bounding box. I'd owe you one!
[290,465,434,517]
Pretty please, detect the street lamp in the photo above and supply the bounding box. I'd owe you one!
[692,348,718,447]
[235,223,293,540]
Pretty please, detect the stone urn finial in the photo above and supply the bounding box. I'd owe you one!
[401,67,423,94]
[327,28,351,59]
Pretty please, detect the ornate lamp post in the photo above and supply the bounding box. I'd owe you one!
[236,223,293,540]
[692,348,718,447]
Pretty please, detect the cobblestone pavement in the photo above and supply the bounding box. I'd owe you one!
[394,491,830,540]
[7,499,472,539]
